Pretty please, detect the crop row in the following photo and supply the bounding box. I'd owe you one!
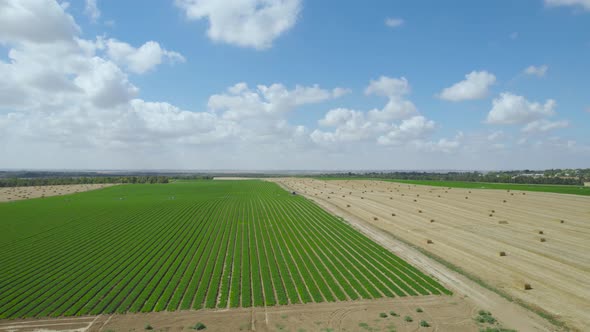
[0,180,449,319]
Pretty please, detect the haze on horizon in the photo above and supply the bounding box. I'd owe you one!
[1,0,589,170]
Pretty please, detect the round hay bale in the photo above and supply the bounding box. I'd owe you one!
[540,238,546,242]
[373,217,379,221]
[426,239,433,244]
[430,219,435,223]
[418,209,423,213]
[538,230,544,234]
[346,204,351,208]
[391,213,396,216]
[499,251,506,256]
[524,283,532,290]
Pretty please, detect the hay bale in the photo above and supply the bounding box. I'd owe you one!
[373,217,379,221]
[499,251,506,256]
[391,213,396,216]
[465,196,469,199]
[538,230,544,234]
[418,209,423,213]
[503,200,507,203]
[389,197,393,200]
[498,220,508,224]
[489,214,493,217]
[361,197,364,199]
[524,283,532,290]
[560,219,565,224]
[346,204,351,208]
[426,239,433,244]
[430,219,435,223]
[540,238,546,242]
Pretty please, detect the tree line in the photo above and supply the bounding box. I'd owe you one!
[0,176,170,188]
[317,170,589,186]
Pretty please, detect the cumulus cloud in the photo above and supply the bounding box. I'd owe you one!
[377,116,436,146]
[385,17,404,28]
[363,76,418,121]
[84,0,100,22]
[545,0,590,10]
[438,71,496,101]
[486,93,556,125]
[521,119,569,134]
[0,0,345,156]
[0,0,80,43]
[103,39,185,74]
[311,77,446,150]
[209,83,348,121]
[524,65,548,77]
[175,0,301,49]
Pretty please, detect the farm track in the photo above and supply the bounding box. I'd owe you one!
[0,180,448,320]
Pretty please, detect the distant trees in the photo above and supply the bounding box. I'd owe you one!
[317,169,589,186]
[0,176,169,188]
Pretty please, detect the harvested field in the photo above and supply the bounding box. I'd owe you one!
[0,180,448,320]
[277,178,590,331]
[0,184,116,202]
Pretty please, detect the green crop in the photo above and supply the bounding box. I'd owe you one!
[0,180,449,319]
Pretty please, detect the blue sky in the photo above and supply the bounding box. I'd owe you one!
[0,0,588,170]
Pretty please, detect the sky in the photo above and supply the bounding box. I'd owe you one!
[0,0,589,171]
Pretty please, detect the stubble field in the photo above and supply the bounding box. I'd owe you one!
[276,178,590,331]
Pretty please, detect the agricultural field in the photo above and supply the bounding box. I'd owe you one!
[0,180,449,320]
[316,178,590,196]
[277,178,590,331]
[0,184,116,202]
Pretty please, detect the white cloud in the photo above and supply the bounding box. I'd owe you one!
[545,0,590,10]
[208,83,347,121]
[84,0,100,22]
[103,39,185,74]
[414,132,464,153]
[486,93,556,125]
[385,17,404,28]
[524,65,548,77]
[0,0,80,43]
[438,70,496,101]
[377,116,436,146]
[365,76,410,97]
[363,76,418,121]
[312,77,437,148]
[521,119,569,134]
[175,0,301,49]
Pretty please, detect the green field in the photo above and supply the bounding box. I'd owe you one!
[316,177,590,196]
[0,180,448,319]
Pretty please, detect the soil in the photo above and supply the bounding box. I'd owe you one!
[0,184,116,202]
[0,296,483,332]
[273,178,589,332]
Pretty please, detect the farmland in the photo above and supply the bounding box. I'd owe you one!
[0,180,448,320]
[277,178,590,331]
[316,178,590,196]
